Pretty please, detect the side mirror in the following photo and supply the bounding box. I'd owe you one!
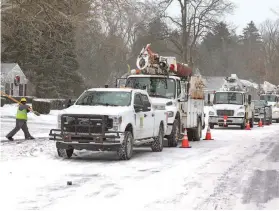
[143,106,151,112]
[134,104,143,113]
[207,93,211,105]
[116,78,127,88]
[248,95,252,105]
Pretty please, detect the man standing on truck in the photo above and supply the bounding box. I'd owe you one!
[6,98,35,141]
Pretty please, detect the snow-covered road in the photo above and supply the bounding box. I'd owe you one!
[1,105,279,210]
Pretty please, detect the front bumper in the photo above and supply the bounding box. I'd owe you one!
[49,129,124,151]
[209,116,245,126]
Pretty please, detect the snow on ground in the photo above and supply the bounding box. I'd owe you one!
[1,105,279,210]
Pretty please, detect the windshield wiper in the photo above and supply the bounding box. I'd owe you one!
[149,94,169,98]
[94,103,119,106]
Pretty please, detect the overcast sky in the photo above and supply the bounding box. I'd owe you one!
[168,0,279,35]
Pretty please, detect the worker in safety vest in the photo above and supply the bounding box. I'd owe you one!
[6,98,35,141]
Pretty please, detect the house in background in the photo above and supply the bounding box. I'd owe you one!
[1,63,28,96]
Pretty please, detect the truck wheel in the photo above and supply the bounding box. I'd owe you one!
[240,119,245,129]
[209,124,214,129]
[117,131,134,160]
[276,119,279,123]
[187,129,194,141]
[151,124,164,152]
[193,119,202,141]
[57,148,73,158]
[249,115,254,128]
[167,119,179,147]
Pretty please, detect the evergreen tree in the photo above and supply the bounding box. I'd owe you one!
[1,0,85,98]
[239,21,265,82]
[198,22,238,76]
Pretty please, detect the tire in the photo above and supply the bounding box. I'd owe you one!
[151,124,164,152]
[167,119,179,147]
[117,131,134,160]
[276,119,279,123]
[187,129,194,141]
[57,148,73,158]
[252,113,255,128]
[193,119,202,141]
[249,118,254,128]
[240,121,245,129]
[209,124,214,129]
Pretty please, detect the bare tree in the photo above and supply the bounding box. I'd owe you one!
[260,19,279,83]
[162,0,234,67]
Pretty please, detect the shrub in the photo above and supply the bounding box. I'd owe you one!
[32,99,51,114]
[49,99,65,110]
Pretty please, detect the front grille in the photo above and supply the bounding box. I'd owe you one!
[61,115,113,134]
[217,110,234,116]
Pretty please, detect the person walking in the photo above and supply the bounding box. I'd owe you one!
[6,97,35,141]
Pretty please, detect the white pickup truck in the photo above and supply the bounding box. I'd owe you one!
[49,88,168,160]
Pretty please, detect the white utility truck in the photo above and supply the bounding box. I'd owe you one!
[208,74,255,129]
[117,44,205,146]
[49,88,168,160]
[260,82,279,123]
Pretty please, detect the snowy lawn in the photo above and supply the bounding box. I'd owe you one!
[1,105,279,210]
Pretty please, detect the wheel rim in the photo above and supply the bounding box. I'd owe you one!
[126,135,132,157]
[175,124,179,143]
[159,128,163,146]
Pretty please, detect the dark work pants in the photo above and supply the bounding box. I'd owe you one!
[6,119,31,138]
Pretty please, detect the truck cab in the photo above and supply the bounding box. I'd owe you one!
[208,91,254,129]
[260,94,279,123]
[118,73,205,146]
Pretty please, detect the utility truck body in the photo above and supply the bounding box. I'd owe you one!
[117,44,205,146]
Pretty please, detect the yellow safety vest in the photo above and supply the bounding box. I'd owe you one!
[16,107,27,120]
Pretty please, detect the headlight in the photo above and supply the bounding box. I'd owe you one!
[166,101,173,106]
[57,114,62,128]
[273,111,279,114]
[167,111,174,117]
[209,111,215,116]
[113,116,122,125]
[111,116,122,131]
[237,112,245,116]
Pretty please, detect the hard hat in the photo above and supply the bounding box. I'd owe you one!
[20,97,27,102]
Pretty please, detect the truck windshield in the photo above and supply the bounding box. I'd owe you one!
[260,95,276,102]
[126,77,176,99]
[75,91,131,106]
[214,92,243,105]
[253,100,266,107]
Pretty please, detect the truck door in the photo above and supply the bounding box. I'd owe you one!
[133,93,145,139]
[141,93,154,138]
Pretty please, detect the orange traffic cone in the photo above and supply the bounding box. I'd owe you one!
[203,126,214,140]
[245,121,251,130]
[258,118,263,127]
[180,129,191,148]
